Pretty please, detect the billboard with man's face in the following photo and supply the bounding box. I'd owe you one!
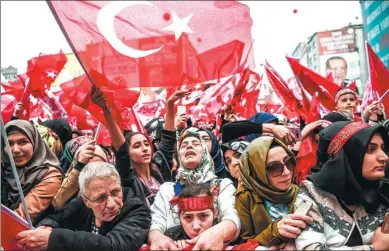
[317,27,361,91]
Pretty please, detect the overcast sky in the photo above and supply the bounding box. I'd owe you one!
[1,1,362,80]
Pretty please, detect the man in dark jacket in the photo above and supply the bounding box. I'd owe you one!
[15,162,151,251]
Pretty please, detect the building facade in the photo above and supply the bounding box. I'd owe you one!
[292,24,368,94]
[360,0,389,69]
[1,66,18,81]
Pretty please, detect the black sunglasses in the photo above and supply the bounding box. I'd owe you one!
[265,155,295,177]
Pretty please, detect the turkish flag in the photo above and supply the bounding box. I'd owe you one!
[72,70,140,129]
[230,69,262,119]
[55,75,99,129]
[26,51,67,98]
[265,62,308,121]
[366,43,389,114]
[48,1,254,89]
[286,56,337,112]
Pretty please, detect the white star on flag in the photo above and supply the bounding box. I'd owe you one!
[22,110,28,117]
[46,71,57,80]
[194,83,202,90]
[162,11,194,41]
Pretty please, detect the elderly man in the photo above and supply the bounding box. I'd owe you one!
[15,162,151,251]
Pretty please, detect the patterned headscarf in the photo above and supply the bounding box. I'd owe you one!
[176,129,216,186]
[145,118,165,152]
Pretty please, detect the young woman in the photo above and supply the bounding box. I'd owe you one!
[1,120,62,224]
[221,139,249,186]
[91,86,188,206]
[236,136,312,248]
[296,121,389,250]
[148,130,240,251]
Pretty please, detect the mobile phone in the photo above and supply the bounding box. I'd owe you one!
[382,212,389,233]
[295,200,313,215]
[287,126,302,141]
[177,106,186,115]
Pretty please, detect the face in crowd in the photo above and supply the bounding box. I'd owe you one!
[335,93,357,111]
[8,131,33,167]
[127,133,152,166]
[179,136,203,170]
[224,149,241,179]
[362,133,388,181]
[83,175,124,224]
[179,195,216,239]
[266,146,294,191]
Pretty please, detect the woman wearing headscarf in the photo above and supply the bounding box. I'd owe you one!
[40,118,72,148]
[235,137,312,248]
[221,139,249,186]
[148,129,240,250]
[295,121,389,250]
[189,128,228,178]
[1,120,62,224]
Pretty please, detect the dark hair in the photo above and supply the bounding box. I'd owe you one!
[325,56,347,70]
[124,131,148,145]
[179,183,212,198]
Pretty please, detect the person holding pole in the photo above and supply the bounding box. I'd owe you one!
[1,119,62,224]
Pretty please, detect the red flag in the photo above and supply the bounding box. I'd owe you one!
[230,69,262,119]
[72,70,140,129]
[26,51,67,98]
[264,62,308,121]
[366,43,389,114]
[48,1,254,89]
[295,136,318,185]
[286,56,337,111]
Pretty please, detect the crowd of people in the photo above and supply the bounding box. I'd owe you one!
[1,86,389,251]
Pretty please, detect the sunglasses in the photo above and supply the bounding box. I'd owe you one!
[265,155,295,177]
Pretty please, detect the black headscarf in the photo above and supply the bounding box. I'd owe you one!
[202,129,227,178]
[309,121,389,213]
[40,118,72,147]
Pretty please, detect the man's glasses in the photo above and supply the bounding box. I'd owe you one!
[84,187,122,204]
[265,155,295,177]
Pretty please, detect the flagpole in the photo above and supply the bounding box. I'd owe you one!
[93,122,102,141]
[0,115,34,229]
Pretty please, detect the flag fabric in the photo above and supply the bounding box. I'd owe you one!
[264,62,309,121]
[72,70,140,129]
[286,56,338,112]
[230,69,262,119]
[361,79,379,113]
[366,43,389,115]
[48,1,254,89]
[26,51,67,98]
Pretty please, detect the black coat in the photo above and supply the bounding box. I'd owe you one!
[37,187,151,251]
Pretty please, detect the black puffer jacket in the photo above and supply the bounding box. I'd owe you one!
[37,187,151,251]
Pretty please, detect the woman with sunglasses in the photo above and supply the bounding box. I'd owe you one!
[235,136,312,248]
[295,121,389,250]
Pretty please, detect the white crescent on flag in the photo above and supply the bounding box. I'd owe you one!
[96,1,164,59]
